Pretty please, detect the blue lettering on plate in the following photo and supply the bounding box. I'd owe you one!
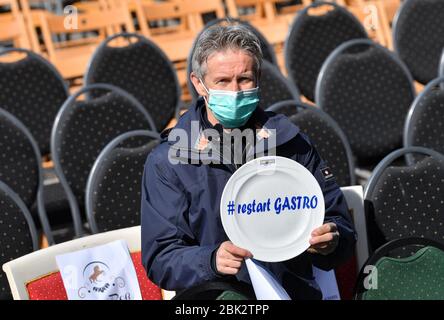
[227,195,318,216]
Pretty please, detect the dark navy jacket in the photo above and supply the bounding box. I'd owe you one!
[141,98,356,300]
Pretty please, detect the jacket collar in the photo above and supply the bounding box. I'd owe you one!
[163,98,300,163]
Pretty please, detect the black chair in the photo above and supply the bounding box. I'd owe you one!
[404,76,444,162]
[284,1,367,101]
[51,84,156,238]
[267,100,355,186]
[354,237,444,300]
[364,146,444,255]
[393,0,444,85]
[84,33,181,132]
[186,17,279,101]
[0,48,68,155]
[85,130,159,234]
[257,60,300,110]
[316,39,416,168]
[0,180,39,300]
[0,108,54,244]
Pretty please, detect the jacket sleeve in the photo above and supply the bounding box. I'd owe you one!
[140,148,219,291]
[285,132,357,271]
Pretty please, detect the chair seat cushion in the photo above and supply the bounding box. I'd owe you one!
[362,246,444,300]
[26,251,162,300]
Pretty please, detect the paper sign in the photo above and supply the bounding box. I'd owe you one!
[56,240,142,300]
[313,267,341,300]
[245,258,291,300]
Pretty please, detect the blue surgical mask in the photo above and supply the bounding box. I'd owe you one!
[200,80,260,129]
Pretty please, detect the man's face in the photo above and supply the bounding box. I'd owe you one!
[192,49,256,98]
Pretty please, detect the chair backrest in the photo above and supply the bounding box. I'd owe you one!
[50,83,155,238]
[393,0,444,85]
[0,48,68,155]
[340,186,368,271]
[37,0,134,61]
[404,76,444,161]
[85,130,159,234]
[316,39,415,166]
[274,0,307,15]
[0,0,30,49]
[334,185,366,300]
[284,1,367,101]
[355,237,444,300]
[0,108,54,244]
[13,0,42,53]
[135,0,226,37]
[225,0,264,20]
[225,0,307,21]
[85,33,180,132]
[2,226,173,300]
[186,17,278,101]
[364,146,444,255]
[0,180,38,300]
[267,100,355,186]
[257,60,300,110]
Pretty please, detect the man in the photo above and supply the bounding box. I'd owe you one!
[141,24,356,299]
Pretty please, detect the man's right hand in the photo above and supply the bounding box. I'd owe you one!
[215,241,253,275]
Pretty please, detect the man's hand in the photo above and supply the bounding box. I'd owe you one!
[307,222,339,255]
[216,241,253,275]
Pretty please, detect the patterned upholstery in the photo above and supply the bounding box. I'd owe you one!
[26,272,67,300]
[267,101,299,118]
[285,2,367,101]
[52,90,154,215]
[0,49,68,155]
[26,252,162,300]
[405,80,444,158]
[316,40,415,166]
[0,110,39,209]
[85,34,180,132]
[186,18,278,100]
[257,61,300,110]
[88,139,158,233]
[393,0,444,84]
[0,182,36,300]
[366,155,444,257]
[362,246,444,300]
[288,105,353,186]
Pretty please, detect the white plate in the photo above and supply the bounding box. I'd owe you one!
[220,156,325,262]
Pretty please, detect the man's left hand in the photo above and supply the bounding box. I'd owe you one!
[307,222,339,255]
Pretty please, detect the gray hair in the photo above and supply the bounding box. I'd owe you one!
[191,24,263,81]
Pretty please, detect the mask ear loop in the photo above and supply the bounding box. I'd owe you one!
[199,79,210,104]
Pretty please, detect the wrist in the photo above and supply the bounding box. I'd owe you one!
[211,245,226,277]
